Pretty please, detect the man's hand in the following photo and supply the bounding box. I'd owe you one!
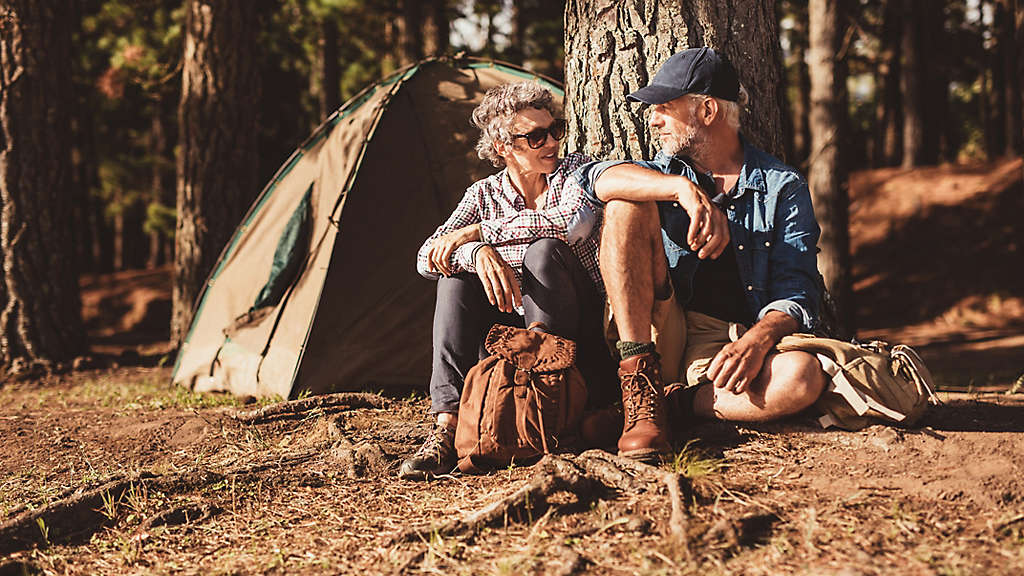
[707,311,799,394]
[676,178,729,260]
[427,224,481,275]
[474,246,522,314]
[706,335,771,394]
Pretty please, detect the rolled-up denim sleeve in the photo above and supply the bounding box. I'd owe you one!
[574,160,629,207]
[757,179,822,331]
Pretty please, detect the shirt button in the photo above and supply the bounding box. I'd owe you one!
[729,204,735,210]
[747,285,753,291]
[765,241,771,247]
[737,244,744,251]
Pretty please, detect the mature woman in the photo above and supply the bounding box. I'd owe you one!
[400,82,613,480]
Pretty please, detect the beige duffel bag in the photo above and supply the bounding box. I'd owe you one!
[775,334,941,431]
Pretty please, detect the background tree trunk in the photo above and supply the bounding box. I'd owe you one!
[921,1,948,164]
[318,17,340,119]
[879,0,902,166]
[0,0,85,370]
[808,0,853,337]
[421,0,450,58]
[173,1,260,344]
[784,0,811,166]
[900,0,925,167]
[564,0,786,162]
[397,0,423,66]
[1000,0,1020,155]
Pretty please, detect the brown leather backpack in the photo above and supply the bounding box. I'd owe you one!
[455,322,587,473]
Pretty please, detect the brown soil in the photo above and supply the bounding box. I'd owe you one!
[0,162,1022,575]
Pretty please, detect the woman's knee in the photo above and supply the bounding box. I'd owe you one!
[522,238,572,277]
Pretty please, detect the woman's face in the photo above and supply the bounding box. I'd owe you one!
[496,108,561,176]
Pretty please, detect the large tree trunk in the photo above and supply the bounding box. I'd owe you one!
[807,0,853,337]
[0,0,85,371]
[173,1,260,344]
[564,0,786,162]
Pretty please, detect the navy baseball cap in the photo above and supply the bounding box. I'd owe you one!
[627,47,740,105]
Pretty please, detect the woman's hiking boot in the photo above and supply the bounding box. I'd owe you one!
[398,423,457,480]
[617,352,671,462]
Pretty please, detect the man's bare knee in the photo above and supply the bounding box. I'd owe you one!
[767,351,826,410]
[603,200,658,232]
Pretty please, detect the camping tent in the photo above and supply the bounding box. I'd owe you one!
[171,57,564,399]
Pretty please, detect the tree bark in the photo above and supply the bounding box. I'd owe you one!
[0,0,85,370]
[173,1,260,343]
[318,16,340,119]
[807,0,853,337]
[1017,0,1024,151]
[564,0,786,162]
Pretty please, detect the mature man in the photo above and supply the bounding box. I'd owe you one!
[576,47,827,460]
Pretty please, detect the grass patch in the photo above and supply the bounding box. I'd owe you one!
[664,440,723,481]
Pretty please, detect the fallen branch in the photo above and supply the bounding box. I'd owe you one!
[0,451,317,554]
[230,392,387,423]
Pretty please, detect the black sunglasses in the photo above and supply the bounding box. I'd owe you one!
[511,118,567,149]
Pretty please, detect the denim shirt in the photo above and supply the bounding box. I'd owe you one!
[571,136,822,331]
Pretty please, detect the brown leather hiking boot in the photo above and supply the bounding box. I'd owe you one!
[617,353,671,461]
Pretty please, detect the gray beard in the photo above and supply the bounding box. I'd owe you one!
[660,126,709,162]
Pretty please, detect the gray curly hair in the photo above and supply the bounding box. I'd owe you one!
[471,82,558,168]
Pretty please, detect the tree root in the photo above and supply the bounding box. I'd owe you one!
[391,450,694,546]
[229,392,387,423]
[0,451,317,554]
[391,454,595,544]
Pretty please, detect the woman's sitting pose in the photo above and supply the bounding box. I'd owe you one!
[400,82,613,480]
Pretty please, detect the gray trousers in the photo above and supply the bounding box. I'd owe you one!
[429,238,616,413]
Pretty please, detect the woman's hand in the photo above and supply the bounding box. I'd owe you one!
[676,178,729,260]
[474,246,522,314]
[428,224,481,275]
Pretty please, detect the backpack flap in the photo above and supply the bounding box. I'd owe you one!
[484,324,576,372]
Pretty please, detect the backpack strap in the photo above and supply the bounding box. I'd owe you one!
[814,353,909,428]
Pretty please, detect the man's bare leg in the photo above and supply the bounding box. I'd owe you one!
[600,200,666,339]
[600,199,671,460]
[693,351,826,421]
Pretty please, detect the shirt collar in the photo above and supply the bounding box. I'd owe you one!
[500,166,554,208]
[734,133,766,197]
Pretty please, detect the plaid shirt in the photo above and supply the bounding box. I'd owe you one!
[416,152,603,294]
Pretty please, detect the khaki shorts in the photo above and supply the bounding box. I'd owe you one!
[605,285,748,387]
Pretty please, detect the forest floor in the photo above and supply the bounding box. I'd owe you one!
[1,158,1022,575]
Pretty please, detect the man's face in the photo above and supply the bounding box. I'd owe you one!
[648,95,708,158]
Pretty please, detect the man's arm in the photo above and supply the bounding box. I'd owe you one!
[758,179,822,332]
[579,162,730,259]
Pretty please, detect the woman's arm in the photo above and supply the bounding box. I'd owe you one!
[415,184,483,279]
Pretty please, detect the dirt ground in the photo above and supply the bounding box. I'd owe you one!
[1,160,1022,575]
